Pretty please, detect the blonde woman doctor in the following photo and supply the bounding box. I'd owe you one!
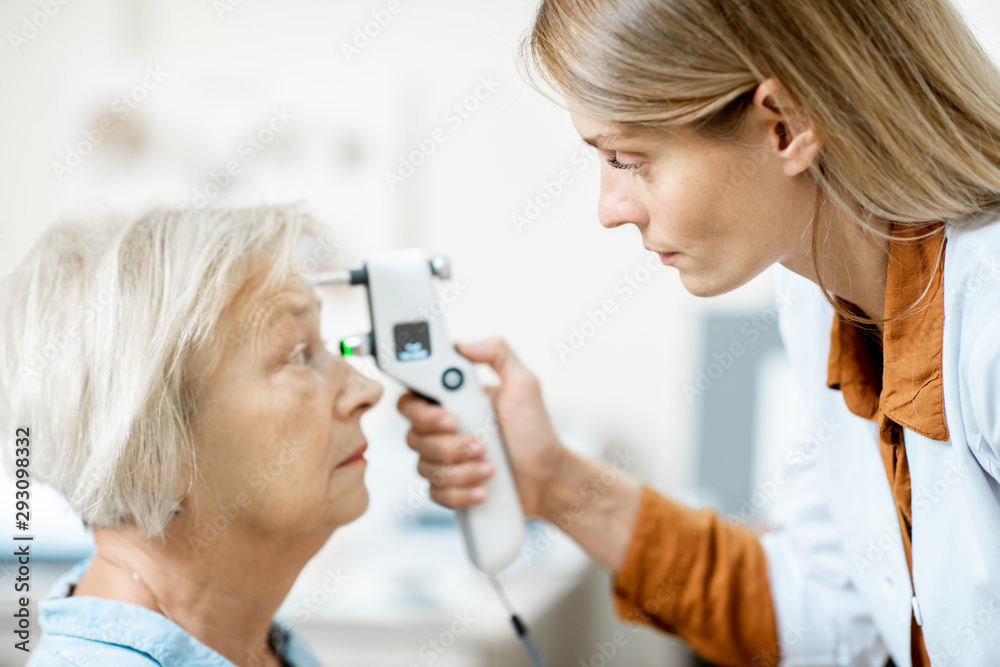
[398,1,1000,666]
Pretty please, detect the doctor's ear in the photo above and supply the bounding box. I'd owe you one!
[753,78,822,177]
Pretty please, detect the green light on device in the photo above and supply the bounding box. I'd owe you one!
[339,333,372,357]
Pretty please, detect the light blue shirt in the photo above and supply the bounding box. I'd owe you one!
[27,556,322,666]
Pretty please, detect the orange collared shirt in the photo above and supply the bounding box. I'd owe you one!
[610,223,949,667]
[827,222,949,667]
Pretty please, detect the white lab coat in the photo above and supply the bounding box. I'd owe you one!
[762,213,1000,666]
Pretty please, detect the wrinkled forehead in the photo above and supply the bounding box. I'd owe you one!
[222,273,319,344]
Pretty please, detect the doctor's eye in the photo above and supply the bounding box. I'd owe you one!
[608,153,641,171]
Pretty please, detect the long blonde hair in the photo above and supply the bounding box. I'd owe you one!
[522,0,1000,320]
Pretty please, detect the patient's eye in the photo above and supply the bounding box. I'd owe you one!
[287,342,310,366]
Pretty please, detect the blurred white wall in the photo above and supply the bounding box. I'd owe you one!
[0,2,710,664]
[3,0,1000,663]
[0,0,719,499]
[4,0,1000,502]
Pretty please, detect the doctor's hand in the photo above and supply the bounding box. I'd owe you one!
[396,337,567,519]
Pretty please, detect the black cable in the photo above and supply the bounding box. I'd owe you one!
[488,575,549,667]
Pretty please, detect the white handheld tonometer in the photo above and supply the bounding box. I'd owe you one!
[307,249,548,667]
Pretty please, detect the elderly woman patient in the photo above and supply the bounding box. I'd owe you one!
[0,206,384,666]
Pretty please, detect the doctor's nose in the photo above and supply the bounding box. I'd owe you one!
[598,178,649,230]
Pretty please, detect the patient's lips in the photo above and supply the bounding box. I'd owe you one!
[336,443,367,468]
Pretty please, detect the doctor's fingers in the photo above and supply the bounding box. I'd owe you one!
[397,391,458,435]
[416,457,495,492]
[425,482,490,509]
[406,429,485,464]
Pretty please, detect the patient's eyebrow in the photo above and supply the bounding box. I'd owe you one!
[252,293,321,336]
[283,296,321,318]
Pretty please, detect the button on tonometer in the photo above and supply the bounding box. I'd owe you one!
[442,367,464,390]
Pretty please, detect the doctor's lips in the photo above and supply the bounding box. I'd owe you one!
[645,245,679,265]
[336,443,368,468]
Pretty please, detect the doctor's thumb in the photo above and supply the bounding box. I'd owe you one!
[455,338,526,381]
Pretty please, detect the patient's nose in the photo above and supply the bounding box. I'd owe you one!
[338,364,384,419]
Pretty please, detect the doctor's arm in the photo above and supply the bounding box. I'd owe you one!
[533,421,890,667]
[398,338,779,666]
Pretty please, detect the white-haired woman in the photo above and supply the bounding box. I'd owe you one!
[1,206,383,666]
[399,1,1000,666]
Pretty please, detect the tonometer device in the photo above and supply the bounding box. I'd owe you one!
[307,250,548,666]
[306,249,526,575]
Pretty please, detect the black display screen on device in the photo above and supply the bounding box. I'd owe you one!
[394,321,431,361]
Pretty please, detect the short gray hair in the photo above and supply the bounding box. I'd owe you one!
[0,205,337,537]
